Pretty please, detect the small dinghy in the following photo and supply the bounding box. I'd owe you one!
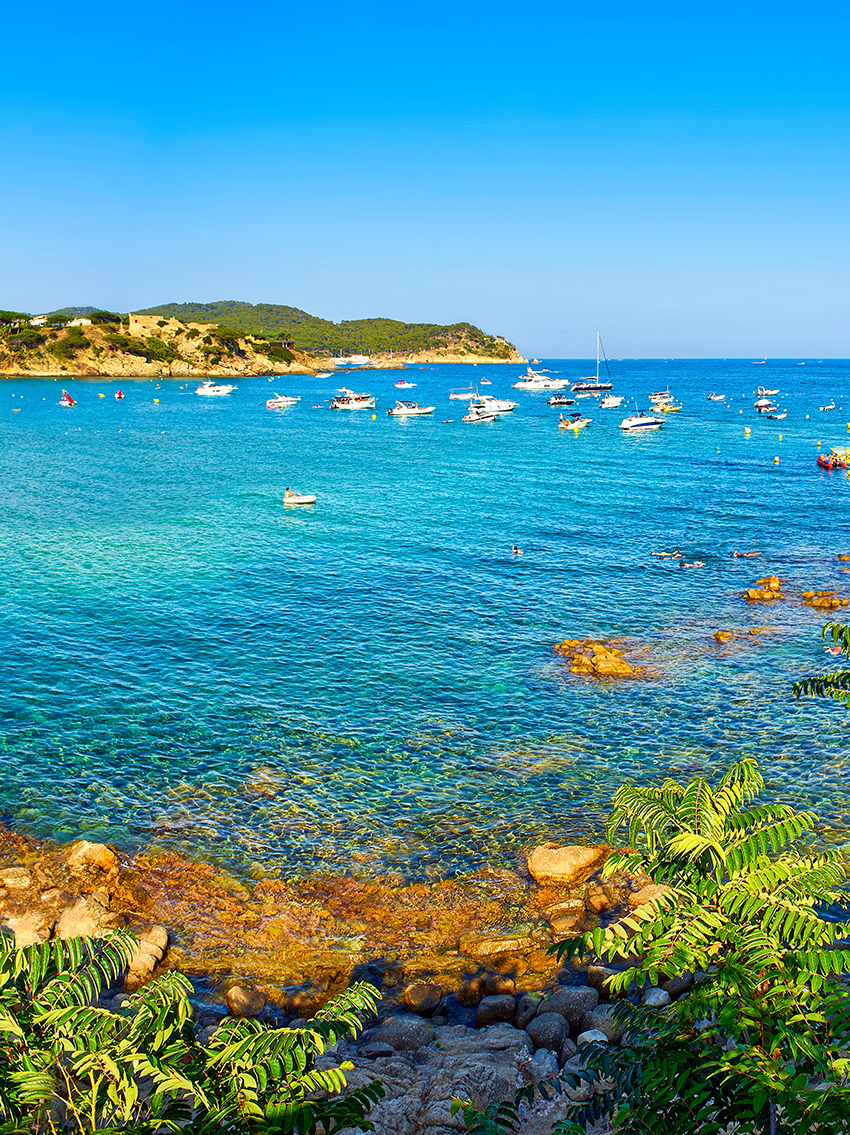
[707,392,725,401]
[283,490,317,505]
[394,380,417,389]
[58,389,76,407]
[819,400,836,412]
[114,389,124,400]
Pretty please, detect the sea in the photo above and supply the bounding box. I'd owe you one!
[1,358,848,884]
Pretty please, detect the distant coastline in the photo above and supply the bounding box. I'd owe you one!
[0,302,526,377]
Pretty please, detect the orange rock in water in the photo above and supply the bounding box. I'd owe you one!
[553,638,640,678]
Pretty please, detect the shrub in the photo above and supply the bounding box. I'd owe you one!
[90,310,122,325]
[0,929,384,1132]
[2,327,45,352]
[48,326,89,360]
[268,346,294,363]
[554,759,850,1134]
[185,329,201,340]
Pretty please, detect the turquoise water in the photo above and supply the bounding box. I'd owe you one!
[1,359,848,881]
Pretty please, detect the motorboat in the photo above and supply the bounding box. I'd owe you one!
[571,332,613,392]
[654,401,683,413]
[818,454,846,470]
[472,394,517,413]
[283,491,317,504]
[395,379,417,388]
[620,411,665,431]
[266,393,300,409]
[58,389,76,407]
[480,378,493,385]
[767,412,787,420]
[648,388,672,404]
[315,372,333,379]
[819,400,836,412]
[463,406,497,423]
[450,386,477,400]
[329,387,376,410]
[559,412,592,430]
[707,392,725,401]
[386,400,435,416]
[599,394,624,408]
[574,391,601,399]
[547,394,576,407]
[757,386,780,396]
[512,371,571,391]
[114,390,124,400]
[196,381,236,395]
[754,397,774,412]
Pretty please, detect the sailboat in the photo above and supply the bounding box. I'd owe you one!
[572,332,613,392]
[752,353,767,364]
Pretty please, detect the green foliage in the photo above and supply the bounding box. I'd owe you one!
[0,310,30,325]
[136,300,515,357]
[142,336,181,363]
[90,311,123,325]
[0,929,384,1133]
[1,326,45,352]
[267,346,294,363]
[46,314,72,326]
[793,621,850,705]
[553,759,850,1133]
[47,326,89,360]
[452,1081,586,1135]
[185,329,201,340]
[103,332,149,357]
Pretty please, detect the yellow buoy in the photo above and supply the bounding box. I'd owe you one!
[573,426,579,435]
[744,427,751,436]
[778,434,783,441]
[817,440,821,448]
[154,398,160,404]
[98,393,105,398]
[372,413,377,420]
[774,456,779,464]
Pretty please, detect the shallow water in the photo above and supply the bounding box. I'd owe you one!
[0,359,848,880]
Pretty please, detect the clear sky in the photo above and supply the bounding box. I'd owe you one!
[2,0,848,357]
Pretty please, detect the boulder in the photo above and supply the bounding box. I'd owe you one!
[714,630,734,643]
[475,994,516,1029]
[402,982,442,1016]
[580,1006,624,1043]
[66,841,120,889]
[456,977,485,1007]
[628,883,672,909]
[586,964,618,999]
[554,638,640,678]
[5,908,55,947]
[525,1047,559,1080]
[0,867,32,890]
[576,1028,609,1047]
[371,1012,433,1051]
[515,993,542,1030]
[526,1011,567,1051]
[483,971,516,996]
[359,1041,396,1059]
[526,844,609,886]
[226,984,266,1018]
[479,1023,532,1053]
[661,971,694,999]
[537,985,599,1027]
[459,933,536,959]
[56,897,122,940]
[640,986,672,1008]
[558,1035,578,1067]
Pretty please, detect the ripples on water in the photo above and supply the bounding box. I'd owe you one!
[0,359,848,880]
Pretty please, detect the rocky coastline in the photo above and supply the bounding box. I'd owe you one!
[0,828,678,1133]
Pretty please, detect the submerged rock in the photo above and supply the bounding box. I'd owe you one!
[553,638,641,678]
[526,844,609,886]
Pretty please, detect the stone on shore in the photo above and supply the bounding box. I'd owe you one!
[537,985,599,1027]
[580,1006,624,1042]
[370,1013,434,1051]
[475,994,517,1028]
[67,841,121,889]
[527,1011,568,1051]
[526,844,609,886]
[402,982,443,1016]
[640,986,672,1008]
[226,984,266,1018]
[628,882,672,909]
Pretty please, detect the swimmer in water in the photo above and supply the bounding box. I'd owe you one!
[733,550,762,558]
[511,545,523,557]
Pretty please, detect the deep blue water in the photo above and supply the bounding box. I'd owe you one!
[0,358,848,881]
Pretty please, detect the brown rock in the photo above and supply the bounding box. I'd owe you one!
[55,897,122,940]
[225,984,266,1018]
[628,883,672,909]
[457,977,485,1007]
[475,994,517,1028]
[713,630,734,643]
[459,933,536,959]
[67,841,120,888]
[553,638,640,678]
[402,983,442,1016]
[526,844,609,886]
[0,867,31,890]
[586,965,618,999]
[5,909,55,947]
[483,973,516,996]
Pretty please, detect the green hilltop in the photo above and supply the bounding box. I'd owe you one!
[134,300,516,357]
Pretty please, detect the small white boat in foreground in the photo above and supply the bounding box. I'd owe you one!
[387,400,435,416]
[330,387,376,410]
[471,394,517,414]
[820,400,836,412]
[395,380,417,389]
[707,392,725,401]
[463,406,497,423]
[620,412,665,431]
[266,393,300,409]
[600,394,624,408]
[480,378,493,385]
[757,386,779,396]
[283,490,316,505]
[196,381,236,396]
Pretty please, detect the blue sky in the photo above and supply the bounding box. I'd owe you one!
[2,0,848,356]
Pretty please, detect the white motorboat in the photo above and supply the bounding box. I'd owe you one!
[600,394,624,408]
[648,388,672,405]
[195,381,236,395]
[767,412,787,420]
[547,393,575,407]
[820,400,836,412]
[620,412,665,431]
[470,394,517,414]
[559,413,592,430]
[387,400,435,416]
[349,354,370,365]
[463,406,497,423]
[707,392,726,401]
[574,391,600,399]
[283,492,316,505]
[266,393,300,409]
[315,371,333,379]
[757,386,779,396]
[450,386,477,400]
[329,387,376,410]
[480,378,493,385]
[571,332,614,392]
[395,379,417,388]
[512,371,571,391]
[754,397,775,412]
